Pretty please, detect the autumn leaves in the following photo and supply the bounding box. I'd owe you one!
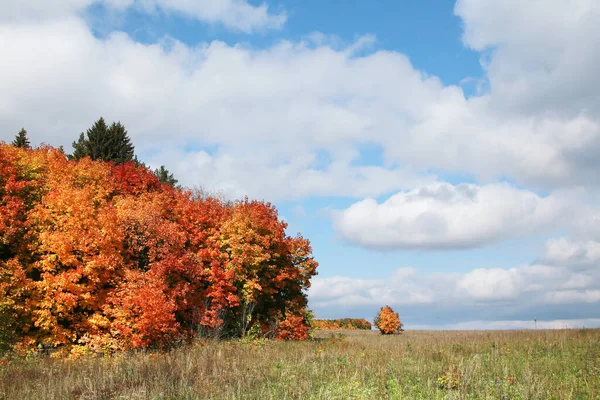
[0,144,318,355]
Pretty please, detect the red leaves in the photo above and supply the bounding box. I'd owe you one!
[0,144,317,353]
[275,312,310,341]
[111,162,161,196]
[106,270,180,349]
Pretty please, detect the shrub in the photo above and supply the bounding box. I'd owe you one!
[374,306,402,334]
[312,318,372,330]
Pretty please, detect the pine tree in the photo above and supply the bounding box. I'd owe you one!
[70,118,135,164]
[106,122,135,164]
[154,165,179,187]
[12,128,31,148]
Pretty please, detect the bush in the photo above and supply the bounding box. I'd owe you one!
[374,306,402,334]
[312,318,372,330]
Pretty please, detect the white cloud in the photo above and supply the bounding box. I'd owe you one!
[3,0,285,32]
[543,290,600,304]
[542,237,600,268]
[308,267,441,308]
[455,0,600,117]
[333,182,575,249]
[456,268,522,301]
[135,0,286,32]
[2,4,600,200]
[147,148,434,201]
[455,263,594,301]
[309,262,600,325]
[411,318,600,330]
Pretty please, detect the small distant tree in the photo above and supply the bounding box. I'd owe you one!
[374,305,402,334]
[154,165,178,187]
[12,128,31,148]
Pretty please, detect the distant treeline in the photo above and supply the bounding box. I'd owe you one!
[313,318,372,330]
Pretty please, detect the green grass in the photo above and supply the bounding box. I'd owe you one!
[1,329,599,399]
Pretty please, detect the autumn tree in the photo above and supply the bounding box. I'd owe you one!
[374,305,402,334]
[0,143,318,354]
[70,118,135,164]
[12,128,31,148]
[217,199,318,339]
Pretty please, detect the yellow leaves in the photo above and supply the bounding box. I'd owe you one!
[88,313,111,329]
[241,280,263,302]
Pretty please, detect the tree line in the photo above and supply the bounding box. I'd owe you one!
[1,122,318,356]
[11,118,178,187]
[312,318,373,330]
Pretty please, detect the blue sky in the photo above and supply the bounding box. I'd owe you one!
[2,0,600,329]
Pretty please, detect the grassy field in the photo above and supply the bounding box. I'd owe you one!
[1,329,599,399]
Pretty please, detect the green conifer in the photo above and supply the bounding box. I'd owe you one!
[70,118,134,164]
[154,165,179,187]
[12,128,31,148]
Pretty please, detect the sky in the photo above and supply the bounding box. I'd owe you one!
[2,0,600,329]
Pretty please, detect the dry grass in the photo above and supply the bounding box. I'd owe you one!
[1,329,599,399]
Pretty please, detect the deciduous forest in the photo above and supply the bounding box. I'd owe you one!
[0,124,318,356]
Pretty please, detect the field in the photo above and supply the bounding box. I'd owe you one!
[1,329,599,399]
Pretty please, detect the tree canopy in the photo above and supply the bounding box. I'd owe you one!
[0,143,318,355]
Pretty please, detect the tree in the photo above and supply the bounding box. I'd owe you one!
[0,143,318,354]
[154,165,178,187]
[70,118,135,164]
[374,305,402,334]
[12,128,31,148]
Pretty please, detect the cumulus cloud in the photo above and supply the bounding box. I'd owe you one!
[138,0,286,32]
[333,182,576,250]
[3,0,286,32]
[146,148,435,201]
[411,318,600,330]
[309,262,600,326]
[308,267,439,309]
[542,237,600,269]
[455,0,600,117]
[2,3,600,199]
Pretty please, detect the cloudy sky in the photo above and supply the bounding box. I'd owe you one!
[2,0,600,329]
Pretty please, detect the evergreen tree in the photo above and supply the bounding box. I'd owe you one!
[70,118,135,164]
[154,165,179,187]
[106,122,135,164]
[134,155,148,169]
[12,128,31,148]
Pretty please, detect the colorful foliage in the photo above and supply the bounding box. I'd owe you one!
[312,318,372,330]
[0,143,318,353]
[374,306,402,335]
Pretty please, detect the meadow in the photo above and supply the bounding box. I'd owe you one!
[1,329,599,399]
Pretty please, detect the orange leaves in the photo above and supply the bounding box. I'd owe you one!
[0,143,318,353]
[106,270,180,349]
[275,312,310,341]
[374,306,403,335]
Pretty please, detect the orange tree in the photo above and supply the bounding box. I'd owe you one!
[374,306,402,334]
[0,143,318,354]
